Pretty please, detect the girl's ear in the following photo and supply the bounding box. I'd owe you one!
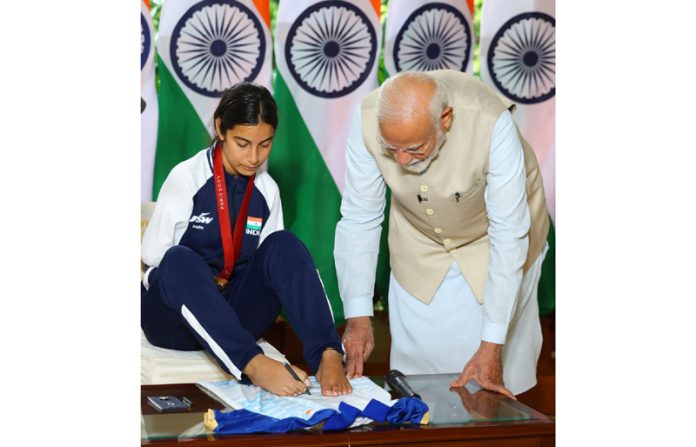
[214,118,224,141]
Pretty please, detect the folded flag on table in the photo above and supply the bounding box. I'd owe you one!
[200,376,429,434]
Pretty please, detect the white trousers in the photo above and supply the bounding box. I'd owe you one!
[387,246,547,395]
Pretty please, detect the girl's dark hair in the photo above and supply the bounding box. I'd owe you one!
[213,83,278,141]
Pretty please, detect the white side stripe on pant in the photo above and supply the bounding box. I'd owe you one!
[316,268,335,322]
[181,304,243,380]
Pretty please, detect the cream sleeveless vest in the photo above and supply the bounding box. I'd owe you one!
[360,70,549,304]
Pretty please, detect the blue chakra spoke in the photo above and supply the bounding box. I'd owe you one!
[292,47,323,62]
[538,27,555,52]
[538,37,555,55]
[498,62,523,81]
[220,54,237,84]
[540,48,556,59]
[225,21,252,45]
[512,26,528,54]
[221,12,244,42]
[521,22,532,52]
[336,52,350,80]
[336,20,361,46]
[181,29,210,47]
[333,13,352,45]
[442,45,465,54]
[302,21,327,47]
[531,24,546,51]
[203,8,218,42]
[401,42,425,51]
[295,34,324,48]
[293,47,324,54]
[219,8,235,40]
[295,51,325,72]
[496,63,524,76]
[401,54,424,65]
[178,42,210,52]
[202,11,220,43]
[315,11,329,43]
[340,50,366,61]
[340,33,368,49]
[226,51,249,73]
[496,46,523,59]
[500,36,523,52]
[412,19,430,46]
[309,56,330,86]
[189,53,213,80]
[505,29,526,55]
[200,55,217,86]
[441,54,457,66]
[509,65,526,93]
[227,28,256,46]
[424,14,435,41]
[434,12,447,42]
[293,50,325,63]
[181,48,210,65]
[326,8,340,41]
[215,57,225,88]
[441,30,463,49]
[318,55,331,87]
[297,33,324,49]
[317,11,332,42]
[537,64,555,81]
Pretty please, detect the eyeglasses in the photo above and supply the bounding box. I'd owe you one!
[377,128,435,156]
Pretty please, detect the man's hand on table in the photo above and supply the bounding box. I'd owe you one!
[342,316,374,379]
[450,341,515,399]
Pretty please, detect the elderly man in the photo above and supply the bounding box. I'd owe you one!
[334,70,549,397]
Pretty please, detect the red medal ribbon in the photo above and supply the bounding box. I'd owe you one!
[213,143,255,285]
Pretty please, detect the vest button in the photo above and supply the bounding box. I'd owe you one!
[426,208,434,215]
[420,185,428,192]
[434,228,442,234]
[443,239,451,244]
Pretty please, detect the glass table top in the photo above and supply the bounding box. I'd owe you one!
[141,373,537,441]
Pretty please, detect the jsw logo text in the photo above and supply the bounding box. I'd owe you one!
[190,213,214,224]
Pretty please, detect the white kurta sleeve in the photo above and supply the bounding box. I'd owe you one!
[334,106,387,319]
[480,110,531,344]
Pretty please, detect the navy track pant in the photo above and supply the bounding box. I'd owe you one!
[141,230,343,378]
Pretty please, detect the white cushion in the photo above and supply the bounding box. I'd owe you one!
[141,329,287,384]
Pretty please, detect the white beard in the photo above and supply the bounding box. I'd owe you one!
[401,131,446,174]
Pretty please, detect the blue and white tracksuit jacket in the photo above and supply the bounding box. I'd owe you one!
[141,146,342,378]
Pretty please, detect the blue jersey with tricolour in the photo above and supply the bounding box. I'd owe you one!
[141,146,284,288]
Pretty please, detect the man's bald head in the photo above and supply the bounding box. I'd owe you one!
[377,71,449,126]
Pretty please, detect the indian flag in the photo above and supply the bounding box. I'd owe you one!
[246,217,263,231]
[384,0,475,76]
[269,0,382,324]
[480,0,556,315]
[141,0,158,201]
[152,0,272,200]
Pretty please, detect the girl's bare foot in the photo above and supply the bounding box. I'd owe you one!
[315,348,352,396]
[243,354,310,396]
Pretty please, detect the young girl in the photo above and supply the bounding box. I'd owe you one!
[141,83,351,397]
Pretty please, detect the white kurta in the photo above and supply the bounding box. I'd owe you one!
[335,105,546,395]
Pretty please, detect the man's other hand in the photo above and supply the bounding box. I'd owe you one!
[450,341,515,399]
[342,317,374,379]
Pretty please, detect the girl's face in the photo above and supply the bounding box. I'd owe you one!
[215,118,275,176]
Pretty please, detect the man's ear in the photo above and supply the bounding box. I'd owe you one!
[440,106,453,131]
[214,118,224,141]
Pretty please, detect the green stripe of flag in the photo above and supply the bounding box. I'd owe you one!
[268,72,346,325]
[152,54,211,200]
[538,217,555,316]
